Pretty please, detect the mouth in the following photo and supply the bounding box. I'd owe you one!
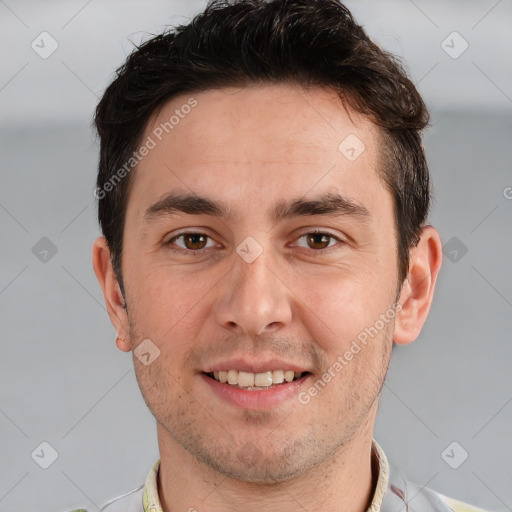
[203,369,310,391]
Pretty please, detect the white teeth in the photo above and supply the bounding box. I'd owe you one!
[238,371,254,387]
[210,369,304,388]
[254,371,273,387]
[227,370,238,385]
[272,370,284,383]
[284,370,295,382]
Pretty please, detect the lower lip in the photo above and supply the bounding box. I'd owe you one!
[201,373,311,410]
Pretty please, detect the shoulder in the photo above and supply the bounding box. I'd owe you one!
[97,458,160,512]
[99,484,145,512]
[436,492,493,512]
[398,475,493,512]
[382,459,494,512]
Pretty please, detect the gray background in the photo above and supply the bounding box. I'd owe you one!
[1,0,511,511]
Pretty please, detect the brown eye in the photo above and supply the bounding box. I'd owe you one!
[306,233,332,250]
[293,231,344,253]
[182,233,208,250]
[168,232,216,252]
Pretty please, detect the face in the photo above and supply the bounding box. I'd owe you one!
[119,84,400,482]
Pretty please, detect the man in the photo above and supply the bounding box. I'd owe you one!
[91,1,488,511]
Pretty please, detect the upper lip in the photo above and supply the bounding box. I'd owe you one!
[204,357,311,374]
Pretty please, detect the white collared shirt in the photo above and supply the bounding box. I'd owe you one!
[97,439,490,512]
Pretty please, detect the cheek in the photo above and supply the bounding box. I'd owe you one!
[124,260,212,344]
[292,262,392,352]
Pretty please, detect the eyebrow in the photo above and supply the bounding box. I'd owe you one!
[143,190,372,225]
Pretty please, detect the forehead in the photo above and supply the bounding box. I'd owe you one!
[128,83,388,224]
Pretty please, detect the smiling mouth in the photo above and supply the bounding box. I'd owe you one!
[204,370,309,390]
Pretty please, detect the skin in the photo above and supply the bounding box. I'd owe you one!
[93,83,442,512]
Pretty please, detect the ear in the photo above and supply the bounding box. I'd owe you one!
[393,225,443,345]
[92,236,131,352]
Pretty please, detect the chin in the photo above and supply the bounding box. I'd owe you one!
[208,457,310,484]
[192,437,319,484]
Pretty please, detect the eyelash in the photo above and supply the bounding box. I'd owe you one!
[166,229,345,256]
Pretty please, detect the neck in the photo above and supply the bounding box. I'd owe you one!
[156,413,378,512]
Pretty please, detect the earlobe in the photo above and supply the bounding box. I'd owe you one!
[393,226,443,345]
[115,335,131,352]
[92,236,131,350]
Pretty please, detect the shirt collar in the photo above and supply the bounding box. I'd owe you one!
[143,438,390,512]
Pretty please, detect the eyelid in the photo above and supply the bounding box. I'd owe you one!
[166,229,221,251]
[165,228,346,254]
[290,228,346,251]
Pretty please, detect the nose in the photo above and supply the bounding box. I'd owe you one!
[213,243,293,337]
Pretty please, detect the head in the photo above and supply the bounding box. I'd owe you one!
[93,0,442,483]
